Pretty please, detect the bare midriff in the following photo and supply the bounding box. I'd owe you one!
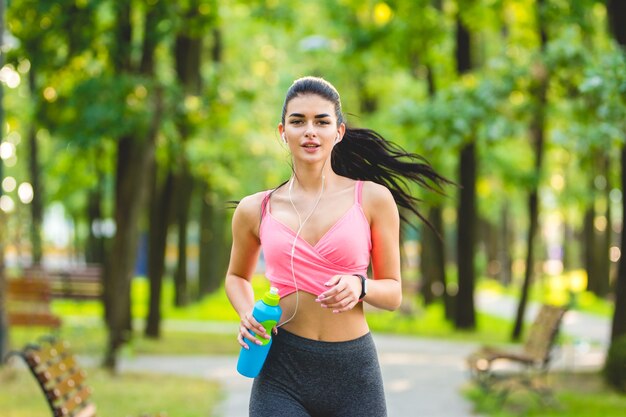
[278,291,370,341]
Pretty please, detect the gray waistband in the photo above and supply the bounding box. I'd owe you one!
[274,329,374,354]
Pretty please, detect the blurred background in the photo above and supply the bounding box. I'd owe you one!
[0,1,626,415]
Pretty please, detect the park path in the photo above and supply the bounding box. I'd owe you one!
[120,335,481,417]
[120,293,608,417]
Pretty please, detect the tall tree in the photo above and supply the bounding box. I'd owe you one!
[607,0,626,344]
[104,0,166,370]
[145,156,174,338]
[26,67,43,265]
[454,8,477,330]
[171,0,216,306]
[512,0,550,341]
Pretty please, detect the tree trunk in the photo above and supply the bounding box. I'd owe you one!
[454,11,476,330]
[584,199,598,292]
[145,165,174,338]
[456,142,477,329]
[85,173,105,265]
[499,203,513,286]
[613,145,626,341]
[417,59,450,314]
[27,70,43,265]
[173,171,194,306]
[562,222,579,271]
[103,0,164,371]
[198,188,214,297]
[170,12,204,306]
[420,207,447,308]
[103,123,160,368]
[606,0,626,346]
[596,155,611,297]
[198,189,228,297]
[511,0,548,341]
[481,217,500,280]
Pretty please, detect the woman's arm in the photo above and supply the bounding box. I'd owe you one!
[224,193,269,348]
[316,181,402,312]
[362,181,402,311]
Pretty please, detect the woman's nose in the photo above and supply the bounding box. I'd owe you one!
[304,121,316,137]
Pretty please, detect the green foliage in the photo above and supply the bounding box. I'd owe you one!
[6,0,98,68]
[55,75,159,146]
[604,335,626,393]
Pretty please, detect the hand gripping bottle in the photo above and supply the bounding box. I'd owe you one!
[236,287,282,378]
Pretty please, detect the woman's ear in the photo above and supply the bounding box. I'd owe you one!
[278,124,286,144]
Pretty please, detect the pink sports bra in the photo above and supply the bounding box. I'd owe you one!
[259,180,371,298]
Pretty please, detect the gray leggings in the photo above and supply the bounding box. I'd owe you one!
[249,329,387,417]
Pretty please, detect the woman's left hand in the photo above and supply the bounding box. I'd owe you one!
[316,275,361,313]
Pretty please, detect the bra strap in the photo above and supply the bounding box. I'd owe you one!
[261,190,272,219]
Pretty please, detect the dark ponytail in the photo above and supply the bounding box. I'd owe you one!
[331,126,451,226]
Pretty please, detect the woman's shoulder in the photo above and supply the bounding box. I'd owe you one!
[360,181,398,219]
[360,180,394,203]
[233,190,270,224]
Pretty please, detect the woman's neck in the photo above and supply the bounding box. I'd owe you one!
[291,160,335,192]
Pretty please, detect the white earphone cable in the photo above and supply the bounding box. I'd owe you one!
[277,164,327,328]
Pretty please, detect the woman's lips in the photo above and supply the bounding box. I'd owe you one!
[301,143,320,153]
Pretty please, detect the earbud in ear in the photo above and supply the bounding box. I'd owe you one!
[282,133,287,144]
[334,136,340,144]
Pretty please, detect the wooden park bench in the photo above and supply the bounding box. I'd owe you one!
[4,337,167,417]
[6,278,62,329]
[466,304,567,403]
[24,265,103,301]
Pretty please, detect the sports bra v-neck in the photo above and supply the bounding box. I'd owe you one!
[259,180,371,298]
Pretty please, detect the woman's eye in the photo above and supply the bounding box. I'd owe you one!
[290,120,303,125]
[317,120,330,125]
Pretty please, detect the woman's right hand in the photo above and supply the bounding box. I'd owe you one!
[237,310,270,349]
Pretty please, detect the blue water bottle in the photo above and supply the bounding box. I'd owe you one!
[237,287,282,378]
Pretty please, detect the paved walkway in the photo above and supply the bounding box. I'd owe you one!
[118,293,609,417]
[120,335,481,417]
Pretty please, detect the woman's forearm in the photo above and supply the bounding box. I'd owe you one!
[362,277,402,311]
[225,273,256,318]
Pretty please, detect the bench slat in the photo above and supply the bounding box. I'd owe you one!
[7,278,62,328]
[23,265,103,301]
[55,385,92,417]
[24,340,69,366]
[8,313,61,328]
[50,369,87,401]
[38,355,78,384]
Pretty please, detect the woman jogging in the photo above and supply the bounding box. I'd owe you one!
[225,76,449,417]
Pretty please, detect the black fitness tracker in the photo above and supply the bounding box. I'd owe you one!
[353,274,368,301]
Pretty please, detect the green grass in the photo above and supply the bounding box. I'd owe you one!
[465,371,626,417]
[0,365,221,417]
[8,323,240,357]
[477,273,614,317]
[50,275,270,322]
[367,301,514,344]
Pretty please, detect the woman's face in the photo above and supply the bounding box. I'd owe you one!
[279,94,345,164]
